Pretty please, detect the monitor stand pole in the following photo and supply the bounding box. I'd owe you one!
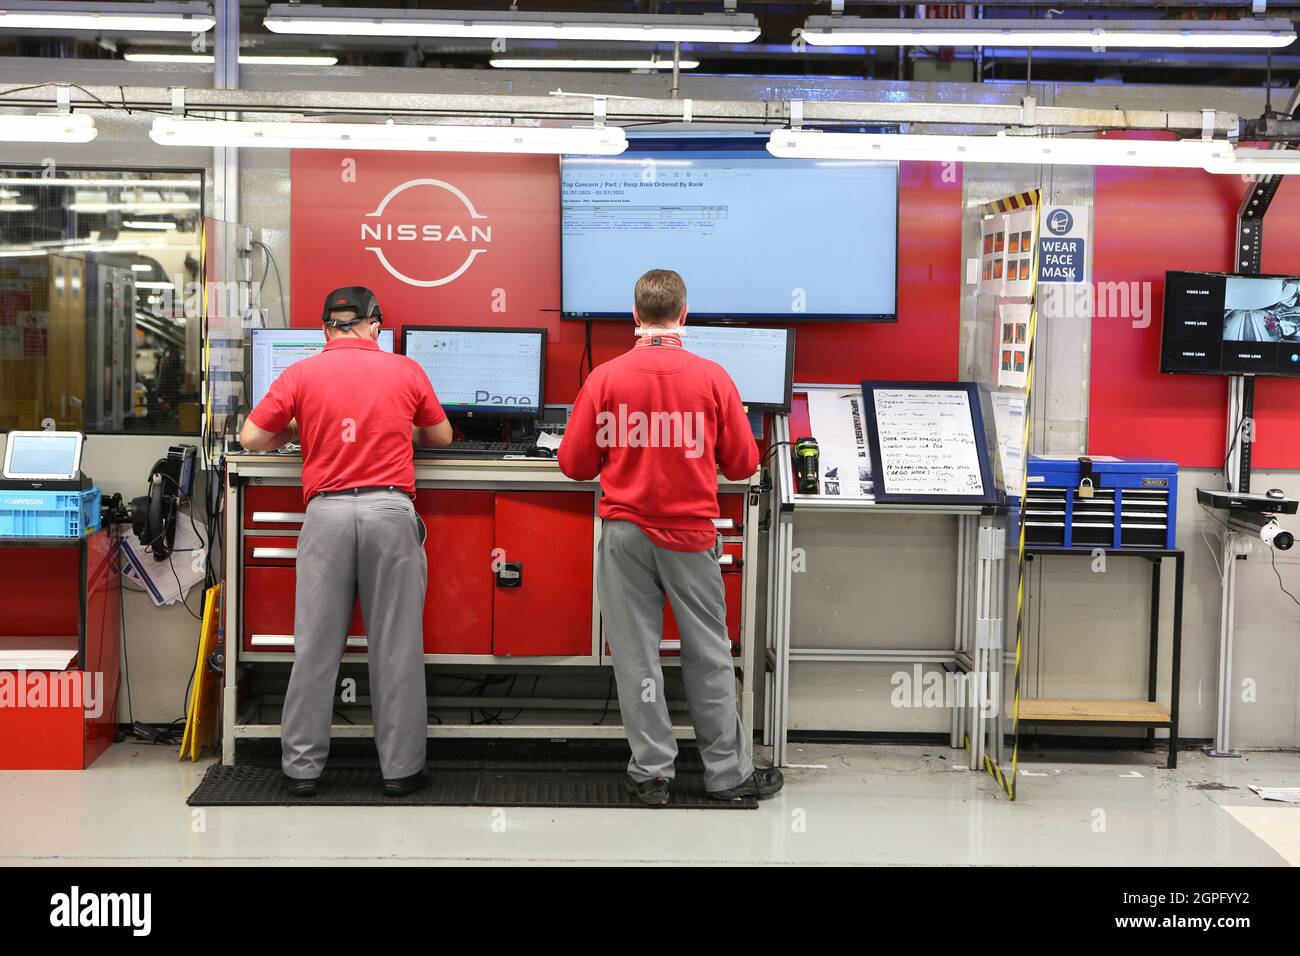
[1210,85,1297,755]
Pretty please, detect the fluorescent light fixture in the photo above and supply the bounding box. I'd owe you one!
[1206,147,1300,177]
[131,264,153,272]
[490,57,700,70]
[0,1,214,33]
[123,219,178,230]
[135,280,176,290]
[0,176,198,188]
[766,129,1234,170]
[150,115,628,155]
[70,200,201,212]
[124,52,339,65]
[800,16,1297,49]
[264,4,759,43]
[0,203,35,212]
[0,113,97,144]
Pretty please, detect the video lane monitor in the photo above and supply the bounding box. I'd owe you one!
[1160,271,1300,377]
[561,134,898,322]
[250,328,395,407]
[681,326,795,413]
[401,326,546,415]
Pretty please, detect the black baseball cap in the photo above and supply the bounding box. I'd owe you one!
[321,286,382,328]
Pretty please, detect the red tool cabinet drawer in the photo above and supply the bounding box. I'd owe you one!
[714,492,745,531]
[243,566,367,653]
[243,535,300,567]
[243,485,307,530]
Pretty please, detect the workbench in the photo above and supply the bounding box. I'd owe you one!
[221,453,761,764]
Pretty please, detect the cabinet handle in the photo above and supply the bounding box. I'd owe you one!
[251,511,306,524]
[496,561,523,588]
[251,547,298,560]
[251,634,367,648]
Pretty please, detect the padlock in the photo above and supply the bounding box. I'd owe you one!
[1077,477,1095,499]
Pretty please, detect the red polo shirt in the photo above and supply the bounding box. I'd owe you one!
[247,336,446,503]
[558,333,759,552]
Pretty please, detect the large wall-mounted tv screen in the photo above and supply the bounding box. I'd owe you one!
[1161,270,1300,377]
[561,134,898,322]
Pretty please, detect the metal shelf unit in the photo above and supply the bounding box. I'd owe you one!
[764,391,1009,769]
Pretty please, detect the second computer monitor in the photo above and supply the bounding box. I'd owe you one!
[402,326,546,415]
[250,327,395,408]
[682,326,795,413]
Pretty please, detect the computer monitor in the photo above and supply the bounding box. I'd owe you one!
[2,431,84,481]
[1161,271,1300,377]
[249,328,395,407]
[681,326,796,413]
[561,133,898,321]
[401,326,546,415]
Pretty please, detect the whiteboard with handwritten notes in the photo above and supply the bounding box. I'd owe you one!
[861,382,998,505]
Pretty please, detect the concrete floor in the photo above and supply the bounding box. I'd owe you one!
[0,742,1297,865]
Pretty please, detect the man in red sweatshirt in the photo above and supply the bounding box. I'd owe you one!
[559,269,784,806]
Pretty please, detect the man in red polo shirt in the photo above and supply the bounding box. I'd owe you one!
[559,269,784,806]
[241,287,451,798]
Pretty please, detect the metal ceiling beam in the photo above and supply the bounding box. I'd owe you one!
[0,82,1243,134]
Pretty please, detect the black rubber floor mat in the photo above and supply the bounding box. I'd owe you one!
[232,738,707,773]
[188,763,756,809]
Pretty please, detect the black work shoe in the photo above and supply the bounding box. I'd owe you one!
[282,774,318,798]
[708,767,785,802]
[383,767,432,798]
[625,775,671,807]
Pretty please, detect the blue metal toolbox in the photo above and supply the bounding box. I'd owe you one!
[1025,456,1177,550]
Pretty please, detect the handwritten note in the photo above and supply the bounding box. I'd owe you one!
[873,389,986,497]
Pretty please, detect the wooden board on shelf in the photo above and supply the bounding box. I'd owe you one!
[1019,698,1171,723]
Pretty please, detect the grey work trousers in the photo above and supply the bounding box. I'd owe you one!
[281,489,428,781]
[597,519,753,792]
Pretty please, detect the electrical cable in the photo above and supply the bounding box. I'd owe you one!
[251,239,288,328]
[1268,544,1300,610]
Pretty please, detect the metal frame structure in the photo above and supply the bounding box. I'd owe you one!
[221,454,761,765]
[763,387,1007,769]
[1212,81,1299,757]
[0,82,1242,140]
[1022,547,1185,769]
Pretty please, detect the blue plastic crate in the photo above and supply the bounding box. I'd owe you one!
[0,488,101,538]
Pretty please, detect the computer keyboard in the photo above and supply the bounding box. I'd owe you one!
[416,439,541,458]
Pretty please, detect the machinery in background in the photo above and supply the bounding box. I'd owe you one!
[39,253,137,432]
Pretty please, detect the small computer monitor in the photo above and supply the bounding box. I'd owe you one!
[2,431,85,480]
[401,326,546,415]
[249,328,395,407]
[681,326,795,413]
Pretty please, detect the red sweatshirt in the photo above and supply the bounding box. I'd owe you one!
[558,333,759,552]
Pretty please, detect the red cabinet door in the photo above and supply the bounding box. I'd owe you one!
[243,566,366,653]
[492,491,594,657]
[414,490,494,655]
[243,485,307,531]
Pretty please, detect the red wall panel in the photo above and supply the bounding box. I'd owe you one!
[1090,132,1300,468]
[291,153,963,402]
